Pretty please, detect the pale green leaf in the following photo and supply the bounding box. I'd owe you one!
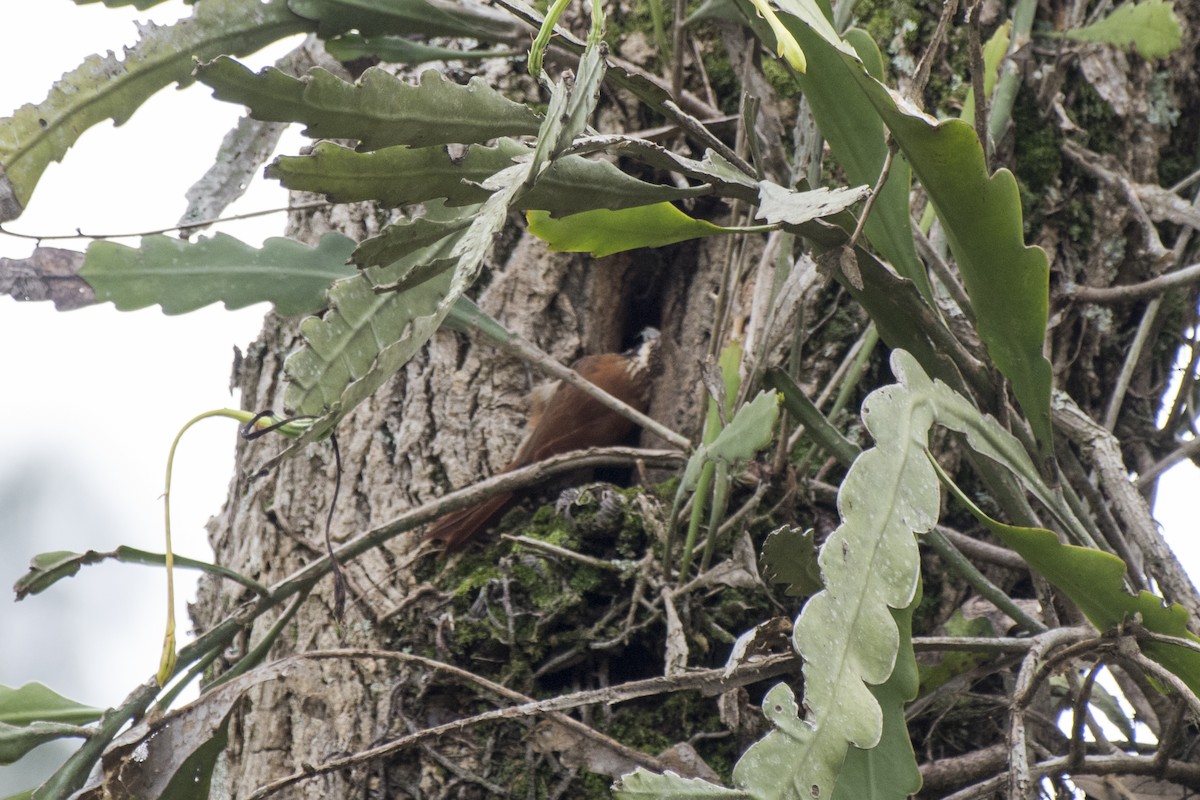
[0,684,101,727]
[833,590,922,800]
[81,233,357,316]
[613,769,750,798]
[731,351,934,800]
[1059,0,1182,59]
[755,182,871,226]
[709,391,781,464]
[0,0,311,221]
[195,58,541,149]
[353,215,472,269]
[527,204,730,257]
[73,0,172,8]
[283,239,457,416]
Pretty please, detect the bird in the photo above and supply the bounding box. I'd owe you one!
[425,332,660,551]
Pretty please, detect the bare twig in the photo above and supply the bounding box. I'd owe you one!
[0,200,331,242]
[1102,296,1162,431]
[910,0,958,102]
[1069,262,1200,303]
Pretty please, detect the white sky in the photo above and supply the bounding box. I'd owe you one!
[0,1,1196,794]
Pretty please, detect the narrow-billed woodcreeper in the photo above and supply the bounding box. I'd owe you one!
[425,333,659,550]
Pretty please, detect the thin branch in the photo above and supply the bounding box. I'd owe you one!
[1069,262,1200,303]
[1135,436,1200,489]
[1102,296,1162,431]
[0,200,331,242]
[909,0,958,102]
[245,649,799,800]
[925,529,1046,633]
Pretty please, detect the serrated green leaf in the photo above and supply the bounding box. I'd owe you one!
[283,244,456,415]
[286,0,516,40]
[269,138,709,213]
[760,526,823,598]
[527,203,730,257]
[0,684,101,727]
[80,232,357,316]
[0,0,311,221]
[1059,0,1182,59]
[324,33,518,64]
[779,9,1055,466]
[833,587,922,800]
[195,58,542,149]
[731,352,933,800]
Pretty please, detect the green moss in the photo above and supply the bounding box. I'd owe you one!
[1073,77,1120,155]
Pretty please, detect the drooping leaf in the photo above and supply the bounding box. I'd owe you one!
[178,114,288,233]
[1058,0,1182,59]
[267,138,709,213]
[0,684,102,727]
[760,526,822,598]
[324,33,518,64]
[0,0,312,221]
[195,57,542,149]
[80,232,357,316]
[286,0,517,40]
[776,10,1055,468]
[527,204,731,257]
[937,461,1200,697]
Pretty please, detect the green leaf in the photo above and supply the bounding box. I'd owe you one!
[324,34,518,64]
[286,0,516,40]
[527,204,731,257]
[353,214,473,269]
[283,239,457,416]
[780,10,1055,466]
[268,139,709,213]
[195,57,542,149]
[613,769,750,798]
[1058,0,1182,59]
[937,462,1200,697]
[13,551,102,601]
[760,526,823,598]
[0,0,311,221]
[709,391,782,464]
[833,587,922,800]
[755,182,871,226]
[80,233,357,316]
[730,362,932,800]
[0,722,91,766]
[0,684,101,727]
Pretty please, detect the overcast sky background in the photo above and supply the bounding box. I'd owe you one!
[0,2,1197,795]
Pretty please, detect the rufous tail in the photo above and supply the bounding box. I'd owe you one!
[424,492,514,551]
